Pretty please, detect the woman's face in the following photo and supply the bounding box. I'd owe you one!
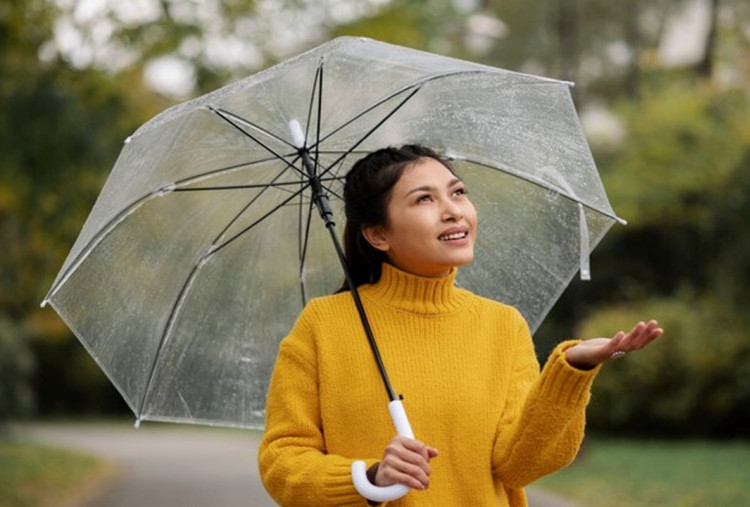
[363,157,478,278]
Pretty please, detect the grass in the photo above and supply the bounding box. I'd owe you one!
[534,437,750,506]
[0,436,118,507]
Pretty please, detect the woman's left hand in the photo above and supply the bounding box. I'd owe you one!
[564,320,663,370]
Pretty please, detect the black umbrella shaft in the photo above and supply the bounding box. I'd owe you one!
[300,151,399,402]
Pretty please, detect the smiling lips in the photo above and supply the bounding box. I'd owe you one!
[438,229,469,241]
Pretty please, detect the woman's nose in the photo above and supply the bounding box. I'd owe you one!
[441,199,463,221]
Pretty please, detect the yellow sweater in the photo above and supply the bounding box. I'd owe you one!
[258,263,600,506]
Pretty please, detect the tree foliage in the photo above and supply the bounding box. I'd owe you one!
[2,0,750,433]
[0,316,35,421]
[1,0,167,416]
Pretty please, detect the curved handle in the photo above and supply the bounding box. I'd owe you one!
[351,399,415,502]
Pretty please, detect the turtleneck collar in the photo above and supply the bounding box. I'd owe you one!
[361,262,470,315]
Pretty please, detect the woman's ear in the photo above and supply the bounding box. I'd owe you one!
[361,225,390,252]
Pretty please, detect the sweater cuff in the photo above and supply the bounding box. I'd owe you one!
[323,459,382,505]
[537,340,602,407]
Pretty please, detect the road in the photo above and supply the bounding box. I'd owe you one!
[18,422,580,507]
[19,422,276,507]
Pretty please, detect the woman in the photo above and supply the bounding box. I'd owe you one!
[258,145,662,506]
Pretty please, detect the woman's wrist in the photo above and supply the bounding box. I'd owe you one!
[561,340,600,370]
[564,352,598,370]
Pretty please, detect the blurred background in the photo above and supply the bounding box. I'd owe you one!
[2,0,749,505]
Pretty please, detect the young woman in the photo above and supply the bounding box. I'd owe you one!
[258,145,663,506]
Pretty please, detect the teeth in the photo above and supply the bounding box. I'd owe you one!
[440,232,467,241]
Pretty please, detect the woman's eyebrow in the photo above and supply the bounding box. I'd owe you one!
[405,185,435,196]
[404,178,463,196]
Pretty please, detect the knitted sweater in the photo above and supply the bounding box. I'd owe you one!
[258,263,600,506]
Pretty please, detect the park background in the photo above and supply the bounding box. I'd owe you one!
[2,0,749,505]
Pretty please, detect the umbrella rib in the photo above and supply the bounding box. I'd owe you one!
[175,181,301,193]
[310,85,416,149]
[303,61,322,148]
[209,107,306,179]
[173,175,341,193]
[308,69,491,151]
[209,162,302,247]
[319,87,422,179]
[170,155,292,187]
[209,183,310,256]
[320,181,343,201]
[458,157,626,224]
[314,60,323,176]
[211,106,298,151]
[135,183,309,419]
[136,259,203,421]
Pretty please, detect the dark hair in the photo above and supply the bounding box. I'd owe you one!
[339,144,455,291]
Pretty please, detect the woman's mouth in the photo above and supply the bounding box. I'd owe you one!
[439,231,468,241]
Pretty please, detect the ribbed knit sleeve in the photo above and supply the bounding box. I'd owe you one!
[491,314,601,492]
[258,305,380,506]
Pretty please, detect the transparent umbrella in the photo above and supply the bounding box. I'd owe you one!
[43,35,622,442]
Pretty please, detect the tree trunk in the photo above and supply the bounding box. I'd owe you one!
[695,0,720,77]
[624,0,641,98]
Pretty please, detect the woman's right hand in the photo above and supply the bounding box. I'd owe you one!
[374,436,439,490]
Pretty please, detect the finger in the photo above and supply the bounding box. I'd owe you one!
[619,321,649,350]
[427,446,439,458]
[628,321,647,339]
[386,442,430,474]
[398,437,433,463]
[641,326,664,348]
[380,456,430,488]
[631,321,661,349]
[379,466,428,490]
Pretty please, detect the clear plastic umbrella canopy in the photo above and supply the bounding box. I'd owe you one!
[43,36,623,429]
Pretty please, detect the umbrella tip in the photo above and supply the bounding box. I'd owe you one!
[134,417,142,429]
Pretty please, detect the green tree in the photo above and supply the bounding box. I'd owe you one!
[1,0,167,415]
[0,315,35,421]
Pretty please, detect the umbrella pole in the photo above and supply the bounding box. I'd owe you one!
[300,151,399,403]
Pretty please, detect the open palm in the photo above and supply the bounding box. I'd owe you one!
[565,320,663,369]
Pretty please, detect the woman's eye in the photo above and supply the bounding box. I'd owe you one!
[417,194,432,203]
[453,187,467,196]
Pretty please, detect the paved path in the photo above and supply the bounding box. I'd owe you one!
[19,422,275,507]
[18,422,580,507]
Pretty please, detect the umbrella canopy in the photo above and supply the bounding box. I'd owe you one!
[43,36,623,429]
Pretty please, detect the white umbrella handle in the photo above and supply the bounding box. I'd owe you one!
[351,399,414,502]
